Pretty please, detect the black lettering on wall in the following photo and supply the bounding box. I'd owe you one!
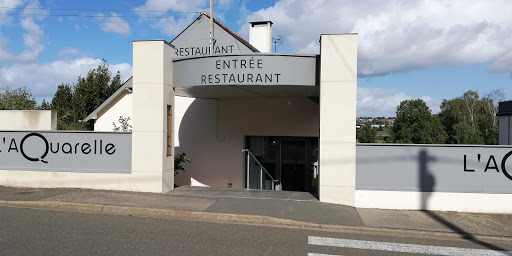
[62,143,72,154]
[50,142,59,153]
[484,155,499,172]
[82,143,91,154]
[502,151,512,180]
[105,144,116,155]
[8,139,18,153]
[464,155,474,172]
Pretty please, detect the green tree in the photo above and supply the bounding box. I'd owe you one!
[72,60,122,130]
[389,99,447,144]
[430,114,448,144]
[50,60,123,130]
[38,99,52,110]
[0,86,37,110]
[113,116,132,132]
[480,89,503,145]
[51,84,76,130]
[438,90,500,145]
[357,121,377,143]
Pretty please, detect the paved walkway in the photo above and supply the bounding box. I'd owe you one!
[1,185,511,239]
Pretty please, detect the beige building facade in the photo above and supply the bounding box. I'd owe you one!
[85,14,358,205]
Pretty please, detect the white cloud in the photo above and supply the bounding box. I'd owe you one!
[357,87,441,117]
[0,58,132,98]
[0,32,14,62]
[217,0,232,9]
[19,18,44,62]
[133,0,208,37]
[100,14,130,36]
[243,0,512,76]
[0,1,46,64]
[0,18,44,63]
[58,48,89,59]
[154,16,196,37]
[134,0,206,13]
[0,0,24,24]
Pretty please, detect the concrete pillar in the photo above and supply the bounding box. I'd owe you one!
[499,116,511,145]
[319,34,358,206]
[498,101,512,145]
[132,40,175,193]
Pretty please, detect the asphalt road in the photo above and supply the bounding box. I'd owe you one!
[0,206,511,256]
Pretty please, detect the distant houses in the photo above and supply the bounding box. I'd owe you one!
[356,117,395,129]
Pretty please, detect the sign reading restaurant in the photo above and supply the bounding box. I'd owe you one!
[175,44,236,57]
[173,54,318,87]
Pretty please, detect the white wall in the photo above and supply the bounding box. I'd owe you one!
[96,94,320,190]
[0,110,56,130]
[356,190,512,213]
[174,96,319,189]
[94,92,133,132]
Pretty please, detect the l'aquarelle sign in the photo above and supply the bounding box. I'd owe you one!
[0,131,131,173]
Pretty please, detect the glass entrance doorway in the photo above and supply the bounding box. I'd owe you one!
[245,136,318,196]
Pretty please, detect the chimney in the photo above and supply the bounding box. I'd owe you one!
[249,21,273,53]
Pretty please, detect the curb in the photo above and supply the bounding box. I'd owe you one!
[0,200,511,243]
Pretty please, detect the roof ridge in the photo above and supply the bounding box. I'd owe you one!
[203,13,259,52]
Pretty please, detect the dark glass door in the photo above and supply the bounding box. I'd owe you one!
[280,138,307,191]
[244,136,318,195]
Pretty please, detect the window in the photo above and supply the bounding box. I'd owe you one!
[167,105,172,156]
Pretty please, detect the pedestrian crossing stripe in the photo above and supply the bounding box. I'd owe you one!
[308,236,512,256]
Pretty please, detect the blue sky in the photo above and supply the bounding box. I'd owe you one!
[1,0,511,117]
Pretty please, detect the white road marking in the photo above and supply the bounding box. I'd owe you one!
[308,236,512,256]
[307,253,342,256]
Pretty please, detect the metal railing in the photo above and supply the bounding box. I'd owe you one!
[242,149,279,190]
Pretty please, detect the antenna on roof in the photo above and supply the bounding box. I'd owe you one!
[272,36,284,53]
[210,0,214,55]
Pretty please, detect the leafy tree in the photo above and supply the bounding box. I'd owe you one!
[73,60,122,130]
[480,89,503,145]
[439,90,500,145]
[430,114,448,144]
[38,99,52,110]
[51,84,76,130]
[113,116,132,132]
[50,60,123,130]
[174,153,191,176]
[357,122,377,143]
[0,86,37,110]
[389,99,447,144]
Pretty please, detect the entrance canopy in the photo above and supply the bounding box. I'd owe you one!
[173,54,319,98]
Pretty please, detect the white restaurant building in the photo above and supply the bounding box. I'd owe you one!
[83,13,352,202]
[2,13,511,213]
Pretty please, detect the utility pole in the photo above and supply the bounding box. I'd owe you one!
[210,0,214,55]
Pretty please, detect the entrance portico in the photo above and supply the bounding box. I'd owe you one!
[131,34,358,206]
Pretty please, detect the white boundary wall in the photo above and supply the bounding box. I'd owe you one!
[356,144,512,213]
[0,110,56,130]
[356,190,512,213]
[0,41,175,193]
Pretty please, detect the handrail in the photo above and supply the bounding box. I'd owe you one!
[242,149,276,181]
[242,149,278,190]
